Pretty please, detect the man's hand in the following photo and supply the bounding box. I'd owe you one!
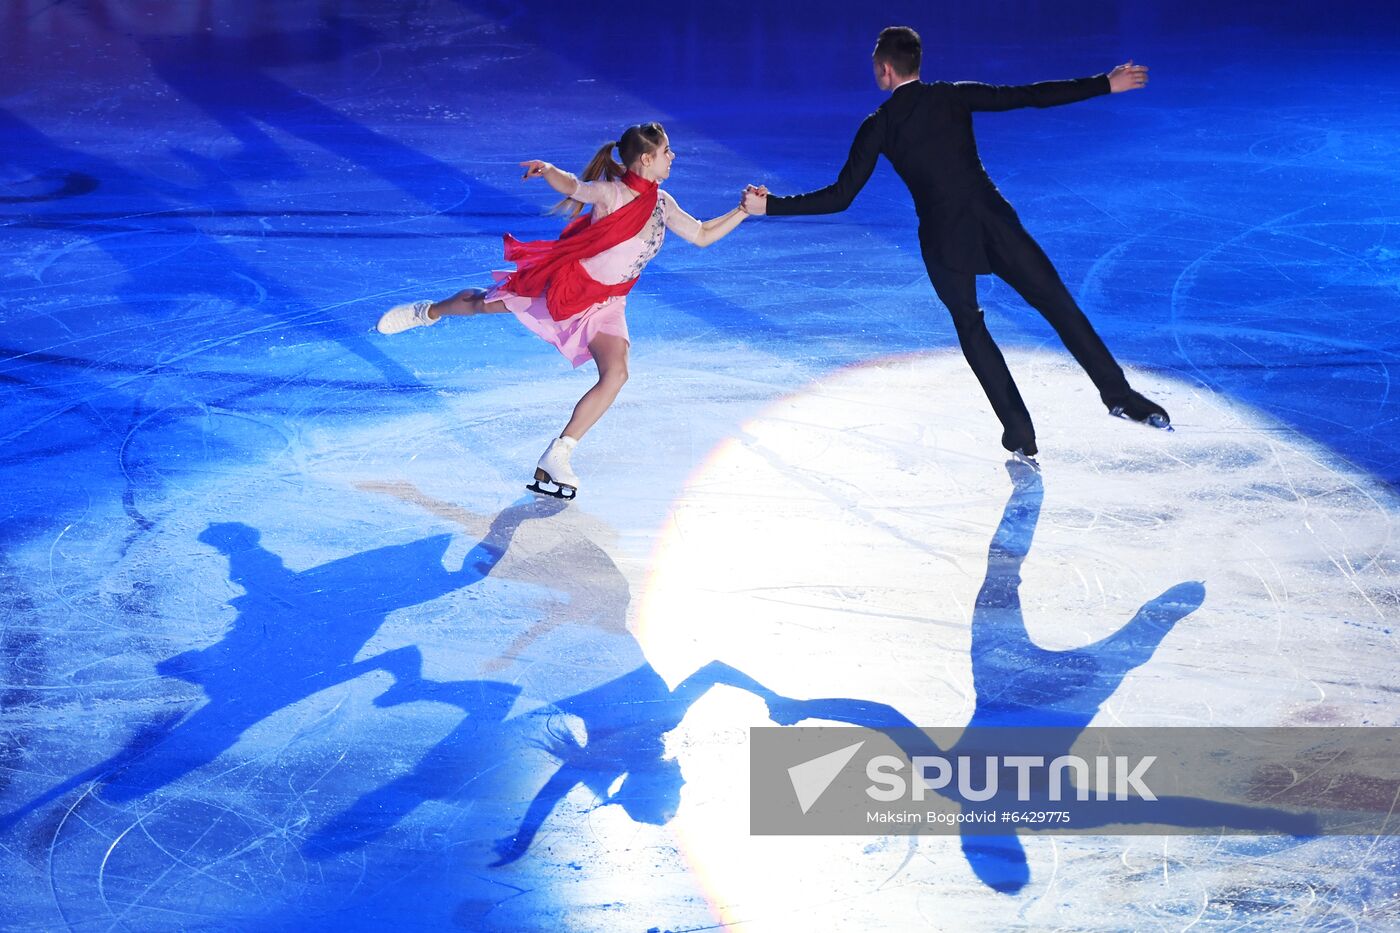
[742,184,769,215]
[1108,61,1149,93]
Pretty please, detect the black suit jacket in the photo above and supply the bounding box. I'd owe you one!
[767,75,1111,274]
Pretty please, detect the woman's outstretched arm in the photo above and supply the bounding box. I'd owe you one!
[520,159,583,197]
[664,193,749,248]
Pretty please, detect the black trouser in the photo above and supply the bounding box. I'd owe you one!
[921,217,1131,453]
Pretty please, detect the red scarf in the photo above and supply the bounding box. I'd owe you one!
[500,171,660,322]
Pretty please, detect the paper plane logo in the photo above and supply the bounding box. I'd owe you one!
[788,741,865,814]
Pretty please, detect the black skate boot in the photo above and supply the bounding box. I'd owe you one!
[1105,389,1171,431]
[1001,429,1040,470]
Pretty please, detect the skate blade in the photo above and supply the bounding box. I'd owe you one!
[527,469,576,501]
[1010,449,1041,472]
[1110,407,1174,432]
[526,480,576,500]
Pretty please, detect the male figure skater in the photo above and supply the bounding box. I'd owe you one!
[743,26,1169,460]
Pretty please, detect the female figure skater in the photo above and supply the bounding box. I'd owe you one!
[377,122,751,500]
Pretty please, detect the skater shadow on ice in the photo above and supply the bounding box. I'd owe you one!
[354,480,634,670]
[0,496,564,832]
[303,483,804,872]
[305,655,796,868]
[301,469,1309,900]
[767,460,1317,893]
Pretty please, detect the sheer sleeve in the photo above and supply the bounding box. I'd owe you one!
[660,191,703,244]
[569,177,619,210]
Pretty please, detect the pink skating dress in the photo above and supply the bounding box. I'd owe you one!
[485,174,704,367]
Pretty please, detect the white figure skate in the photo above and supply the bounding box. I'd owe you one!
[376,299,438,335]
[527,436,579,500]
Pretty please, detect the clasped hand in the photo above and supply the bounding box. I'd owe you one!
[740,184,769,215]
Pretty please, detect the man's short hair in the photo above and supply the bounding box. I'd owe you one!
[873,26,921,77]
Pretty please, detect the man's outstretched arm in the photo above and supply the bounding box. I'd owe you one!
[953,62,1148,112]
[750,109,885,216]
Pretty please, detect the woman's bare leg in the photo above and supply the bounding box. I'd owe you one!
[560,333,629,440]
[428,289,510,320]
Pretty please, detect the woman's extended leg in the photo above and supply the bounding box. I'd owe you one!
[427,288,510,320]
[377,288,508,334]
[560,333,629,440]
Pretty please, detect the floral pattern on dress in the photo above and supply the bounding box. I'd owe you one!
[623,199,667,280]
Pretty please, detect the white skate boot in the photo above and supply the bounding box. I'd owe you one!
[527,436,579,500]
[376,299,438,335]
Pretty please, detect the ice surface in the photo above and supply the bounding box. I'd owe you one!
[2,1,1398,930]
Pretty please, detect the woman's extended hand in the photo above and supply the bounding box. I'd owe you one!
[741,184,769,215]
